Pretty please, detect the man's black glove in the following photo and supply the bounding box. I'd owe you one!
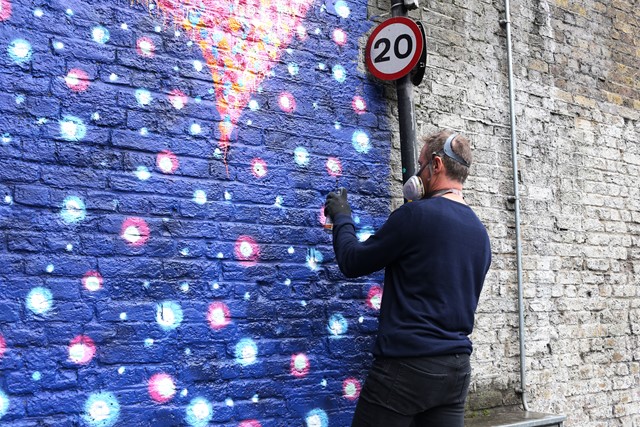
[324,188,352,220]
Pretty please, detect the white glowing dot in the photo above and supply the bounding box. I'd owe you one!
[288,63,299,75]
[211,282,219,290]
[34,8,44,17]
[32,371,41,381]
[121,23,128,30]
[118,367,125,374]
[144,338,154,347]
[288,247,295,254]
[190,123,202,135]
[140,128,148,136]
[193,190,207,205]
[46,264,54,273]
[252,394,259,403]
[249,100,259,110]
[135,166,151,181]
[275,195,283,207]
[334,122,341,130]
[320,379,327,387]
[180,282,189,292]
[53,41,64,50]
[335,1,351,18]
[279,95,291,109]
[318,63,326,70]
[143,281,150,289]
[187,41,193,46]
[109,73,118,82]
[224,191,232,200]
[185,348,191,355]
[315,28,321,35]
[284,279,291,286]
[120,312,127,320]
[66,8,73,15]
[244,292,250,300]
[181,389,188,397]
[359,316,364,323]
[66,244,73,251]
[193,60,203,71]
[4,196,12,204]
[216,252,224,259]
[301,300,307,306]
[154,25,161,32]
[91,113,100,121]
[225,398,234,407]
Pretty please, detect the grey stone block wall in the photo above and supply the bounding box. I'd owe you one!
[372,0,639,425]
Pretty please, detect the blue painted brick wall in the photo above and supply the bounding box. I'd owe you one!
[0,0,392,425]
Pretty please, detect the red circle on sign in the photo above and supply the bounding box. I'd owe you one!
[365,17,423,81]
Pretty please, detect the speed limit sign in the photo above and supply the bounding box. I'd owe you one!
[365,16,424,81]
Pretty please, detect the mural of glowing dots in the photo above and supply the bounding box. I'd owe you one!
[59,115,86,141]
[136,37,155,57]
[239,421,262,427]
[83,392,120,427]
[155,301,184,331]
[367,285,383,310]
[332,28,347,46]
[235,235,260,265]
[157,150,179,174]
[0,334,6,359]
[352,96,367,114]
[120,217,150,247]
[0,0,12,21]
[0,389,7,419]
[326,157,342,177]
[352,130,371,154]
[278,92,296,113]
[251,158,267,178]
[60,195,87,224]
[207,301,231,330]
[305,409,329,427]
[290,353,310,378]
[7,38,32,63]
[82,271,103,292]
[185,397,213,427]
[68,335,96,365]
[169,89,188,110]
[327,313,348,337]
[148,373,177,403]
[343,378,362,400]
[26,287,53,315]
[65,68,90,92]
[235,338,258,366]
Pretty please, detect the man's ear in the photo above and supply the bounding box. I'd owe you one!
[432,155,444,172]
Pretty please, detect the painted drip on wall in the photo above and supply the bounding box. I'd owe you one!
[0,0,392,425]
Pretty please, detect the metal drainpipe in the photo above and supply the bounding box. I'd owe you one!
[501,0,530,412]
[391,0,418,186]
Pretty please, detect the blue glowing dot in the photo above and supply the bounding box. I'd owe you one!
[134,88,152,106]
[60,195,87,224]
[288,63,299,76]
[83,392,120,427]
[26,287,53,315]
[53,41,64,50]
[1,133,11,144]
[294,146,310,166]
[185,397,213,427]
[0,389,8,418]
[305,408,329,427]
[156,301,183,330]
[91,26,110,44]
[235,338,258,366]
[335,1,351,18]
[139,127,148,136]
[32,371,42,381]
[144,338,154,347]
[306,248,324,271]
[8,39,33,63]
[59,116,87,141]
[193,190,207,205]
[15,95,25,104]
[328,313,348,336]
[135,166,151,181]
[332,64,346,83]
[352,130,371,153]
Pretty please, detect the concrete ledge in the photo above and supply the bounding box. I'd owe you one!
[465,410,566,427]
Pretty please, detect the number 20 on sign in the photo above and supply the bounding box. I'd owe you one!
[365,16,424,81]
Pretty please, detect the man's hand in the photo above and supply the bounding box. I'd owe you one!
[324,188,352,220]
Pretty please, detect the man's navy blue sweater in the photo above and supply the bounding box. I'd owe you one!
[332,197,491,357]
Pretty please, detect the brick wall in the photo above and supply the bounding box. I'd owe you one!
[0,0,392,425]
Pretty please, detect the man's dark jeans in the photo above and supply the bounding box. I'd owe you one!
[351,354,471,427]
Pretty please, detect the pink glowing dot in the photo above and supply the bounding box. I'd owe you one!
[148,373,176,403]
[278,92,296,113]
[68,335,96,365]
[121,217,150,246]
[207,301,231,330]
[0,334,6,359]
[65,68,90,92]
[352,96,367,114]
[343,378,362,400]
[234,235,260,264]
[157,150,179,174]
[290,353,310,378]
[168,89,188,110]
[0,0,12,21]
[326,157,342,177]
[82,271,103,291]
[251,158,267,178]
[136,37,155,57]
[367,286,383,310]
[332,28,347,46]
[239,421,262,427]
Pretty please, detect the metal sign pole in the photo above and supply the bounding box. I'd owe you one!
[391,0,418,189]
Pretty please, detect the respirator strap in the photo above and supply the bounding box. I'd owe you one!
[443,133,470,168]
